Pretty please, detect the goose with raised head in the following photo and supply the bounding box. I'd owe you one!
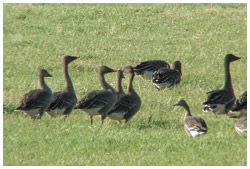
[152,61,182,90]
[174,99,208,137]
[15,69,53,119]
[203,54,241,115]
[133,60,170,80]
[108,66,141,123]
[74,65,117,125]
[46,55,79,119]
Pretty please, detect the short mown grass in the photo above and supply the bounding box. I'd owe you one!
[3,3,247,166]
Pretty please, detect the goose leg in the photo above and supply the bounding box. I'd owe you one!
[90,115,93,125]
[118,120,122,124]
[64,114,69,121]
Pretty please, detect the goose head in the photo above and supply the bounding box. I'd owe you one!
[173,61,182,75]
[40,69,52,77]
[63,55,80,64]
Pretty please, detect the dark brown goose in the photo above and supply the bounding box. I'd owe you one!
[133,60,170,80]
[15,69,53,119]
[108,66,141,123]
[74,65,117,125]
[174,99,208,137]
[203,54,241,115]
[46,56,79,119]
[152,61,182,90]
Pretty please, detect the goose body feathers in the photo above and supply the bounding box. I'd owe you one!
[133,60,170,80]
[152,61,182,90]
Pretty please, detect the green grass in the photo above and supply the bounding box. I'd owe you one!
[3,3,247,166]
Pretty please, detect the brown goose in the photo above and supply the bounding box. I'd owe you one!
[46,56,79,119]
[15,69,53,119]
[229,91,247,135]
[203,54,241,115]
[174,99,208,137]
[133,60,170,80]
[152,61,182,90]
[74,65,117,125]
[108,66,141,123]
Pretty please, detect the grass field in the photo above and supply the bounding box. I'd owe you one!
[3,3,247,166]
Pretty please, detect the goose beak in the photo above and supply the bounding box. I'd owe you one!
[47,73,52,77]
[173,102,179,106]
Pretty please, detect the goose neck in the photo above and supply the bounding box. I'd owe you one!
[183,104,192,117]
[99,73,113,91]
[223,60,233,91]
[39,74,51,92]
[63,62,74,92]
[127,73,135,94]
[117,74,124,94]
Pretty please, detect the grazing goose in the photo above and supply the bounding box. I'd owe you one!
[46,55,79,119]
[174,99,208,137]
[108,66,141,123]
[15,69,53,119]
[133,60,170,80]
[74,65,117,125]
[203,54,241,115]
[152,61,182,90]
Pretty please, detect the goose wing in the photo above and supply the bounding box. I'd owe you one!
[232,91,247,111]
[75,90,114,110]
[16,89,51,111]
[108,95,136,115]
[134,60,170,74]
[47,91,76,111]
[185,116,208,134]
[152,68,181,87]
[203,89,235,105]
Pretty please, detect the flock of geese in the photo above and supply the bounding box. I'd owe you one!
[15,54,247,137]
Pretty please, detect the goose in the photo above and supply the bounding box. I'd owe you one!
[174,99,208,137]
[108,65,141,123]
[46,55,79,119]
[133,60,170,80]
[74,65,117,125]
[203,54,241,115]
[15,69,53,119]
[152,61,182,90]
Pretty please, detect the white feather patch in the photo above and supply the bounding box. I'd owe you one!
[108,112,127,120]
[153,83,168,90]
[83,108,102,116]
[47,108,66,117]
[141,71,154,80]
